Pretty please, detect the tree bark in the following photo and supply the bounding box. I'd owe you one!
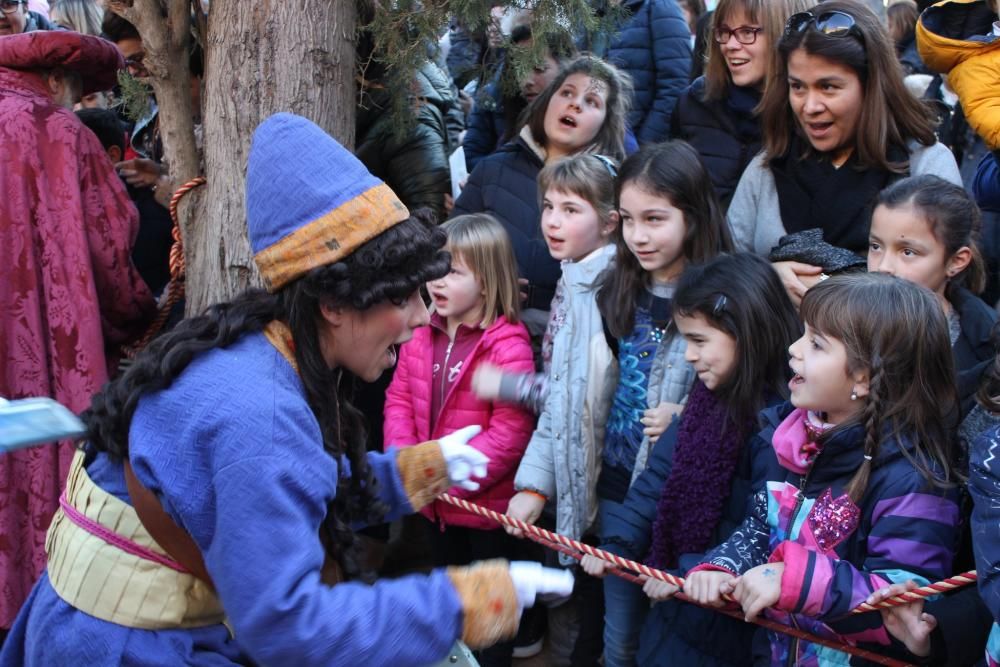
[188,0,358,311]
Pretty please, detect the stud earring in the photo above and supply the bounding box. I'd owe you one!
[850,389,858,401]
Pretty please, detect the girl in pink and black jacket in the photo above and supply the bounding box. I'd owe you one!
[384,216,536,655]
[684,273,963,666]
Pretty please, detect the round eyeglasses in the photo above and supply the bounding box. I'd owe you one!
[0,0,25,14]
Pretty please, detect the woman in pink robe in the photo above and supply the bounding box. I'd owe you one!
[0,31,154,629]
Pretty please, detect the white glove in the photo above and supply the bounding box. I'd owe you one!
[439,425,489,491]
[508,561,575,608]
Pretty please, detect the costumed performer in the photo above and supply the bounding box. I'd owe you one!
[0,30,155,632]
[0,112,572,666]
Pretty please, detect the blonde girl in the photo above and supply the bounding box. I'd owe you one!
[384,213,536,664]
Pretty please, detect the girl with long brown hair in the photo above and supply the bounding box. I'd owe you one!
[684,272,961,665]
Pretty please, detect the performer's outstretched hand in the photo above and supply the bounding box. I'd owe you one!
[508,561,574,608]
[439,426,489,491]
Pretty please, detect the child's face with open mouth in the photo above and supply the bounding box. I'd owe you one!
[543,73,608,157]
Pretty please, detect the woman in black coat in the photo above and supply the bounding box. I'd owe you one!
[670,0,810,209]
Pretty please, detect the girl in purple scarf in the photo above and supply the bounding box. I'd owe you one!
[582,253,801,666]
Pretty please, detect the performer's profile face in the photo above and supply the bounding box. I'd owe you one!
[319,290,429,382]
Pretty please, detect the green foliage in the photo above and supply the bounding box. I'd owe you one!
[358,0,622,136]
[115,69,154,123]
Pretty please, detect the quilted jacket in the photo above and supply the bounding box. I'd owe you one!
[355,62,463,221]
[384,315,536,529]
[917,0,1000,149]
[696,402,962,666]
[515,245,618,562]
[669,76,762,208]
[605,0,692,145]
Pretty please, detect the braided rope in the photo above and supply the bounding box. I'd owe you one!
[851,571,979,612]
[123,177,206,358]
[438,493,976,666]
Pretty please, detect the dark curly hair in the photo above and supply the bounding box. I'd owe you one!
[83,210,450,580]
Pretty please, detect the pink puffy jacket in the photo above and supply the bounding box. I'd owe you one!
[384,315,536,529]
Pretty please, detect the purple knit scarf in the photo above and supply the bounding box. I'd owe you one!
[646,380,752,570]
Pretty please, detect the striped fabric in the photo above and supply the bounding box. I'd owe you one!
[699,402,961,666]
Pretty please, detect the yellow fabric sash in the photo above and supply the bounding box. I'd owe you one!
[46,450,225,629]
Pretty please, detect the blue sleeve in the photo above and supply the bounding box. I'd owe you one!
[697,488,771,575]
[133,387,464,666]
[464,85,502,172]
[971,426,1000,623]
[601,419,678,559]
[636,0,692,144]
[366,449,417,522]
[206,451,464,665]
[973,152,1000,212]
[624,125,639,156]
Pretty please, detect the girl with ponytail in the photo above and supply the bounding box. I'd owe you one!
[683,272,962,665]
[868,174,997,414]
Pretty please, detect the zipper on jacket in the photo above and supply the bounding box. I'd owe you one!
[432,335,454,531]
[788,469,811,535]
[784,469,812,667]
[786,615,801,667]
[438,338,455,421]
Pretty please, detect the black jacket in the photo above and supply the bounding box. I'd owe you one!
[951,286,998,414]
[670,77,762,208]
[355,62,463,221]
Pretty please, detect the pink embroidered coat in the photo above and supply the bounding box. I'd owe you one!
[0,65,154,627]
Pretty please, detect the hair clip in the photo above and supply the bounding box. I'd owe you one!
[592,154,618,178]
[712,294,728,316]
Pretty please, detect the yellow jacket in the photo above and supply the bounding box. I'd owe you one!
[917,0,1000,148]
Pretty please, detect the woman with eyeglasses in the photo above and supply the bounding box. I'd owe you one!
[670,0,811,210]
[0,0,56,36]
[726,1,961,305]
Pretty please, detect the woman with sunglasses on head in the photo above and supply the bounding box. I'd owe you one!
[670,0,810,210]
[726,1,961,304]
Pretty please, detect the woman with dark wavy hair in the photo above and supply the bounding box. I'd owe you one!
[0,113,571,666]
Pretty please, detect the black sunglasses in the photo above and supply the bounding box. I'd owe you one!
[784,10,864,43]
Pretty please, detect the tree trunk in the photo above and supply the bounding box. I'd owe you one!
[108,0,202,249]
[187,0,358,312]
